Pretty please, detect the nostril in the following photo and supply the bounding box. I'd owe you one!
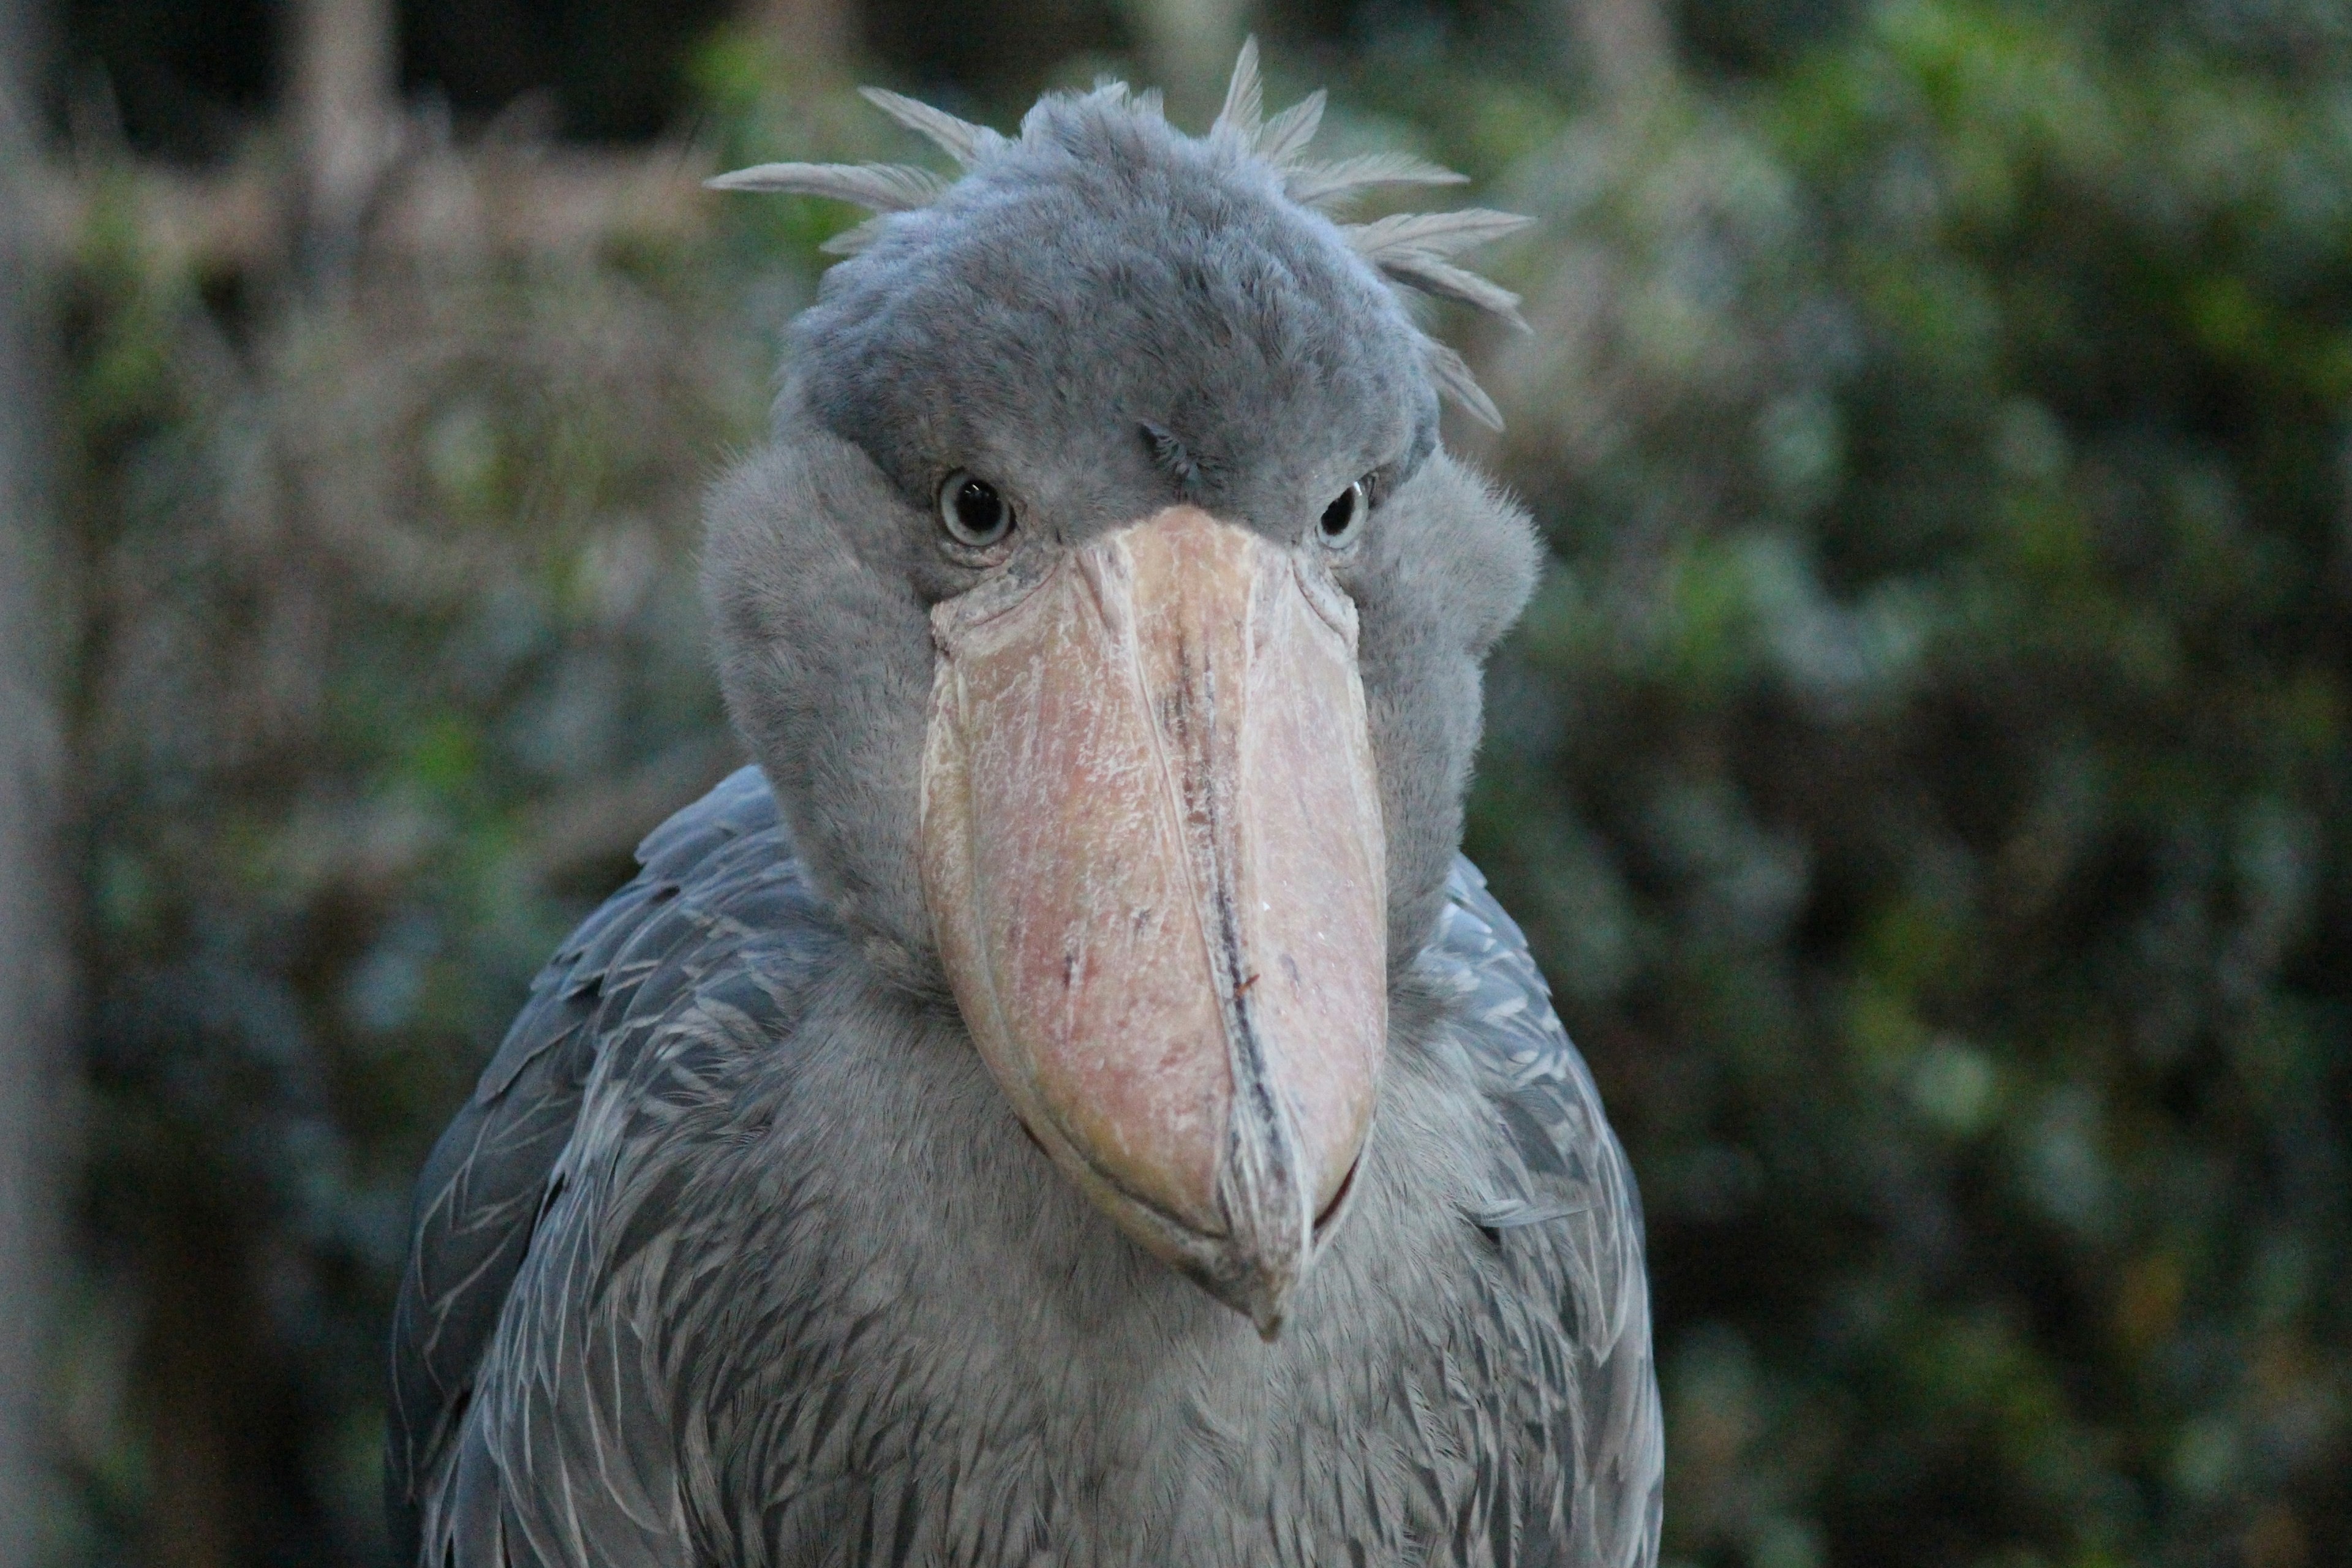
[1313,1152,1362,1237]
[1012,1114,1047,1157]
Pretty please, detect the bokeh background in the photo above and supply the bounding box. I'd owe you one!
[0,0,2346,1564]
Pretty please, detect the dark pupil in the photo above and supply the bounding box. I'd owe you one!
[956,479,1003,537]
[1321,488,1357,537]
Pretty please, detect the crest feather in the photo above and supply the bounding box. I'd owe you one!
[1374,254,1528,328]
[1346,207,1532,329]
[706,41,1525,426]
[858,88,1005,167]
[1344,208,1534,261]
[819,217,888,255]
[1423,339,1505,431]
[1255,90,1326,167]
[1285,153,1469,211]
[704,161,951,211]
[1213,37,1264,142]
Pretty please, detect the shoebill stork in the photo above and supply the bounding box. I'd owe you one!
[388,45,1662,1568]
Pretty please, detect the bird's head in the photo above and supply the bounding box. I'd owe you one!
[704,45,1539,1336]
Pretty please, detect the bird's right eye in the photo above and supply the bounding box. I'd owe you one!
[938,471,1016,549]
[1318,477,1370,548]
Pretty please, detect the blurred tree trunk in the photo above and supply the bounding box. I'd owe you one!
[1566,0,1675,108]
[111,14,412,1564]
[0,0,65,1559]
[290,0,399,255]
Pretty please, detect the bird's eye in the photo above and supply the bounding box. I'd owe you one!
[1319,477,1371,547]
[938,470,1015,549]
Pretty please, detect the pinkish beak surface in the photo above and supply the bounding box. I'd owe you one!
[917,507,1387,1335]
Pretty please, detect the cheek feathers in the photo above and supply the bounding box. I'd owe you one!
[703,430,944,976]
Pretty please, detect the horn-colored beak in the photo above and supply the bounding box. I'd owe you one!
[918,506,1387,1335]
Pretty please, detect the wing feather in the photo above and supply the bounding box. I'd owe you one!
[386,766,796,1566]
[1428,857,1664,1568]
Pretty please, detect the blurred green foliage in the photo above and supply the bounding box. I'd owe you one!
[1469,5,2351,1565]
[54,203,772,1559]
[40,3,2351,1567]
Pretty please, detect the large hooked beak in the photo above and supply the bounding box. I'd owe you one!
[918,507,1387,1336]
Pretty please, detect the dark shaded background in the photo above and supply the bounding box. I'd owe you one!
[6,0,2348,1564]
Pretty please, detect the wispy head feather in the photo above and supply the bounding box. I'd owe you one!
[1212,36,1266,144]
[704,160,951,210]
[856,87,1007,167]
[708,39,1527,429]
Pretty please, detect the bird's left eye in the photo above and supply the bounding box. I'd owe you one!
[938,470,1016,549]
[1319,477,1371,548]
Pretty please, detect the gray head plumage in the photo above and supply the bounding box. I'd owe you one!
[696,31,1546,1344]
[709,39,1528,429]
[700,34,1542,998]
